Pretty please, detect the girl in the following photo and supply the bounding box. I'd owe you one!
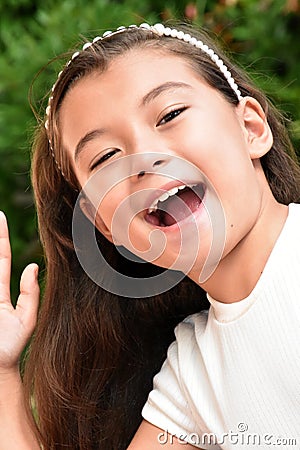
[0,22,299,450]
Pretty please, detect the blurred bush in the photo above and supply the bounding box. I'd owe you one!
[0,0,299,298]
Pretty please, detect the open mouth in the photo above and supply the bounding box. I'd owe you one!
[145,183,206,227]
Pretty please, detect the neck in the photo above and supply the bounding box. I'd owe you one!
[189,195,288,304]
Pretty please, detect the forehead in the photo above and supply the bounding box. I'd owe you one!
[61,48,205,107]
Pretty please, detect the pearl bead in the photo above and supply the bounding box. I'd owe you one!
[153,23,165,36]
[139,23,151,29]
[183,33,191,42]
[82,42,92,50]
[71,51,80,60]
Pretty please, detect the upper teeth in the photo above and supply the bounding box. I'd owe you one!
[148,184,197,214]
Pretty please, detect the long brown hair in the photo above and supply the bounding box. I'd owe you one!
[24,23,300,449]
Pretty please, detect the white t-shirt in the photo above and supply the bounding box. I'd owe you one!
[142,203,300,450]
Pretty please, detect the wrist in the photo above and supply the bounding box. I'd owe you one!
[0,366,22,407]
[0,365,20,384]
[0,369,40,449]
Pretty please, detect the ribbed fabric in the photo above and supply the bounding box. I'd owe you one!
[142,203,300,450]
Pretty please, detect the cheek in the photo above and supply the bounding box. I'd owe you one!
[96,185,149,253]
[95,186,125,231]
[182,143,249,199]
[175,112,246,170]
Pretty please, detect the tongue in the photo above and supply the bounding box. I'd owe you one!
[160,188,202,226]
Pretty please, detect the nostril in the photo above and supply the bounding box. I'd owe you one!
[138,170,146,178]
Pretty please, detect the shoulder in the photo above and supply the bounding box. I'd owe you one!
[286,202,300,228]
[161,311,210,384]
[142,311,214,442]
[173,311,209,352]
[266,202,300,268]
[176,310,209,334]
[272,202,300,263]
[147,310,211,392]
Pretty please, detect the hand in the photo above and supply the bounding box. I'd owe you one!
[0,211,39,374]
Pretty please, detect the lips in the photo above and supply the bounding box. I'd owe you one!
[145,183,205,227]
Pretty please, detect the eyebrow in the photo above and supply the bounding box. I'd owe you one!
[74,128,107,162]
[74,82,192,162]
[140,81,193,107]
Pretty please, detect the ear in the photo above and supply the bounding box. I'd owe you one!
[79,197,116,244]
[237,96,273,159]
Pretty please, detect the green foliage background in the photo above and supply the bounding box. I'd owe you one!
[1,0,299,298]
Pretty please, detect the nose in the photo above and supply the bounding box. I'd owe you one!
[130,152,171,181]
[137,159,165,178]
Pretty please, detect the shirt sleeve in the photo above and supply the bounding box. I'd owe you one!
[142,313,215,448]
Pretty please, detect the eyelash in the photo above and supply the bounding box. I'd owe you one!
[90,149,120,171]
[157,106,187,126]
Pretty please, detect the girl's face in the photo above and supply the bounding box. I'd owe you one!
[59,48,272,282]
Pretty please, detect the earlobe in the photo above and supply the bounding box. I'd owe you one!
[79,197,116,244]
[238,96,273,159]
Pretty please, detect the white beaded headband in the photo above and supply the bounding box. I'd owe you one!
[45,23,243,176]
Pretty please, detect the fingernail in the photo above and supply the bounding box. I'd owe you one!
[32,263,39,276]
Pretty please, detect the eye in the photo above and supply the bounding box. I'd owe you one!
[90,149,120,171]
[157,106,187,126]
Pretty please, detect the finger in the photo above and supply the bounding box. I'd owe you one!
[0,211,11,303]
[16,263,40,335]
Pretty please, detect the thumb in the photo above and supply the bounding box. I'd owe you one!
[16,263,40,335]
